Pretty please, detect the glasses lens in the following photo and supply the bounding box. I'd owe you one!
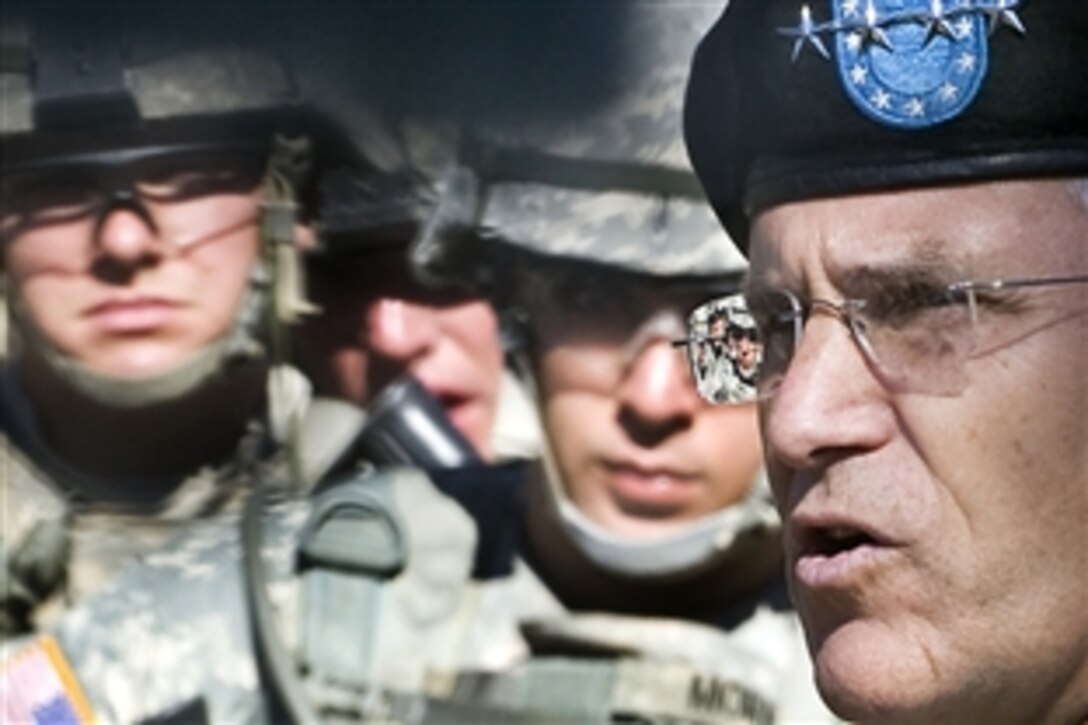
[525,270,707,348]
[684,293,761,404]
[744,289,801,398]
[2,147,267,248]
[523,268,719,393]
[1,171,103,233]
[855,285,976,395]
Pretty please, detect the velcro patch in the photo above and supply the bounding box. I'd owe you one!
[2,636,95,724]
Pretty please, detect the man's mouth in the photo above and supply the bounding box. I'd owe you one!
[792,518,896,589]
[85,297,179,333]
[430,389,480,441]
[806,525,878,556]
[605,461,698,517]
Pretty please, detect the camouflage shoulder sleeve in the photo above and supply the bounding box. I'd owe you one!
[1,429,69,640]
[50,512,265,724]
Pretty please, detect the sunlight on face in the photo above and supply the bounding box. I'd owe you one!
[750,179,1088,722]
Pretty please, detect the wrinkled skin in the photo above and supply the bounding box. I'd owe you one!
[749,179,1088,723]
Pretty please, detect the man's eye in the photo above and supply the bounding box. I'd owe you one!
[746,291,796,336]
[864,283,965,329]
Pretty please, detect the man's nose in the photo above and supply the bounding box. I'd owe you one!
[762,315,895,471]
[365,297,439,363]
[94,206,163,265]
[616,338,701,438]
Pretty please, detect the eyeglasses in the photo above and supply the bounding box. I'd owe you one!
[2,142,269,248]
[521,267,725,348]
[518,267,728,389]
[681,274,1088,403]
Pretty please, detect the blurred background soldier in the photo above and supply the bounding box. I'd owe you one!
[413,4,833,722]
[296,118,541,467]
[0,5,483,722]
[0,5,333,639]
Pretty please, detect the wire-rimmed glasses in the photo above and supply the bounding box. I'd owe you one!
[679,275,1088,404]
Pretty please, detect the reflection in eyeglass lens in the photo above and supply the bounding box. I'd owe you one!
[683,293,761,405]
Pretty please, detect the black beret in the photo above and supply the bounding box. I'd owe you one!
[684,0,1088,248]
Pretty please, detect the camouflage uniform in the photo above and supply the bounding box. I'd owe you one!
[0,10,319,640]
[2,462,523,723]
[411,4,837,722]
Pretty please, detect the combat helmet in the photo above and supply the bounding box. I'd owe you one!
[411,3,778,582]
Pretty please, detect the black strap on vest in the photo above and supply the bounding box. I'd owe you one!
[427,460,528,580]
[239,425,317,725]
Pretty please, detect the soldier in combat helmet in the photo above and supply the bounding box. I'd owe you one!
[0,5,334,641]
[412,5,835,722]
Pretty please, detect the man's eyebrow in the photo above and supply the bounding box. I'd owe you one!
[830,236,970,296]
[836,263,961,298]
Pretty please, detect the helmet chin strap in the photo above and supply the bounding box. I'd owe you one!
[550,474,779,580]
[512,343,780,581]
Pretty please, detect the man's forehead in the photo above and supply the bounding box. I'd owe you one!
[747,217,958,287]
[751,179,1086,287]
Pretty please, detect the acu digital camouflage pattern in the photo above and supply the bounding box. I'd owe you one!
[420,3,746,280]
[444,605,830,724]
[0,10,298,137]
[39,465,519,723]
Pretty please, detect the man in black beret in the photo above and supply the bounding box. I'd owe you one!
[683,0,1087,722]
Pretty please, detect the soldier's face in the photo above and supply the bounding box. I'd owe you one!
[2,153,264,379]
[748,178,1088,722]
[525,268,763,539]
[298,248,505,459]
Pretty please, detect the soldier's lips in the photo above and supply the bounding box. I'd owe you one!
[85,296,181,333]
[604,461,699,515]
[432,391,482,446]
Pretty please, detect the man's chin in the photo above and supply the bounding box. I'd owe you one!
[809,619,948,724]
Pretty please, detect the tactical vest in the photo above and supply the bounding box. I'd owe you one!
[3,462,539,723]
